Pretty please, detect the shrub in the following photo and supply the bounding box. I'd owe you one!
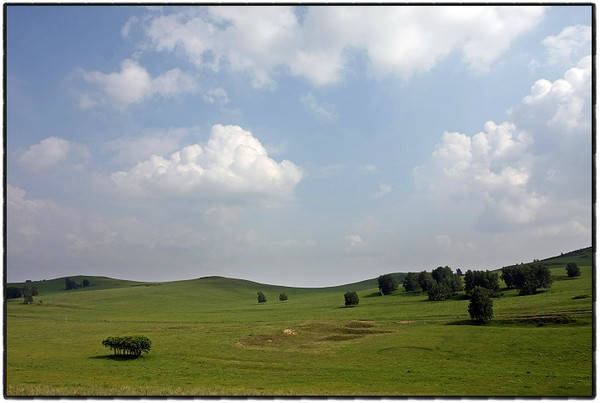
[257,291,267,303]
[279,292,288,302]
[344,291,359,306]
[102,335,151,357]
[566,262,581,277]
[468,286,493,324]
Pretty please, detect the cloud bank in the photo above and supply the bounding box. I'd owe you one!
[415,55,591,232]
[130,6,545,87]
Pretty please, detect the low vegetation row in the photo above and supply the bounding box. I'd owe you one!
[101,336,151,358]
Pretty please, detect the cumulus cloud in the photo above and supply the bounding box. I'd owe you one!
[129,6,545,87]
[19,136,90,173]
[109,124,303,200]
[80,58,197,109]
[542,24,591,67]
[415,56,591,232]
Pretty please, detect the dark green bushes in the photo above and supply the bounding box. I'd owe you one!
[501,263,553,295]
[102,336,151,357]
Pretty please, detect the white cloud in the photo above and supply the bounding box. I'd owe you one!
[19,137,90,173]
[109,124,303,200]
[80,58,197,109]
[131,6,545,87]
[542,24,591,67]
[414,56,591,233]
[300,92,337,121]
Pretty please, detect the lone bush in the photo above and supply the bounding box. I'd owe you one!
[102,335,151,357]
[279,292,288,302]
[257,291,267,303]
[566,262,580,277]
[344,291,359,306]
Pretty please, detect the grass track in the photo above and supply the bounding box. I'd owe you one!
[6,248,593,396]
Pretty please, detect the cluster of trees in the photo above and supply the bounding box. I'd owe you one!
[464,270,499,296]
[65,278,90,290]
[257,291,288,303]
[402,267,463,301]
[102,336,151,357]
[7,286,39,304]
[501,264,553,295]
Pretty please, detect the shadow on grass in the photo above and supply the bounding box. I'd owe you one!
[446,319,484,326]
[90,354,144,361]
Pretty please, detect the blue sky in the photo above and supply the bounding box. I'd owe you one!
[7,5,593,286]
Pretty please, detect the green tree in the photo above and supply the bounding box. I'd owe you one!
[257,291,267,303]
[417,271,436,293]
[427,282,451,301]
[464,270,499,295]
[566,262,581,277]
[22,286,34,304]
[65,278,79,290]
[279,292,288,302]
[402,272,420,292]
[378,274,398,295]
[468,286,494,323]
[6,287,22,299]
[344,291,359,306]
[82,279,90,287]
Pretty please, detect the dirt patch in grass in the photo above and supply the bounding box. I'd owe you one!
[282,328,297,336]
[397,320,417,324]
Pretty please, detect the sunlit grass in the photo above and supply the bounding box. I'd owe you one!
[6,249,593,396]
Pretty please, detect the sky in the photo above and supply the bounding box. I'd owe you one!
[6,5,593,287]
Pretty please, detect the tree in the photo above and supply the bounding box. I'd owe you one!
[402,272,420,292]
[82,279,90,287]
[6,287,22,299]
[344,291,359,306]
[257,291,267,303]
[65,278,79,290]
[566,262,581,277]
[417,271,436,293]
[378,274,398,295]
[427,282,451,301]
[468,286,493,324]
[464,270,499,295]
[456,268,463,276]
[431,266,453,283]
[279,292,288,302]
[534,264,553,291]
[22,286,34,304]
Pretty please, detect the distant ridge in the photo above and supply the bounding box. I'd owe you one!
[7,246,591,292]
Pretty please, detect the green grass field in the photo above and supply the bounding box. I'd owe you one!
[5,247,593,396]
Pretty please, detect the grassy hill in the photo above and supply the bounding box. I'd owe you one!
[5,247,593,396]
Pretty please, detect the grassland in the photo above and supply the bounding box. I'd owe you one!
[5,248,593,397]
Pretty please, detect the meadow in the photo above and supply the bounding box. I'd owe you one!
[5,248,593,397]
